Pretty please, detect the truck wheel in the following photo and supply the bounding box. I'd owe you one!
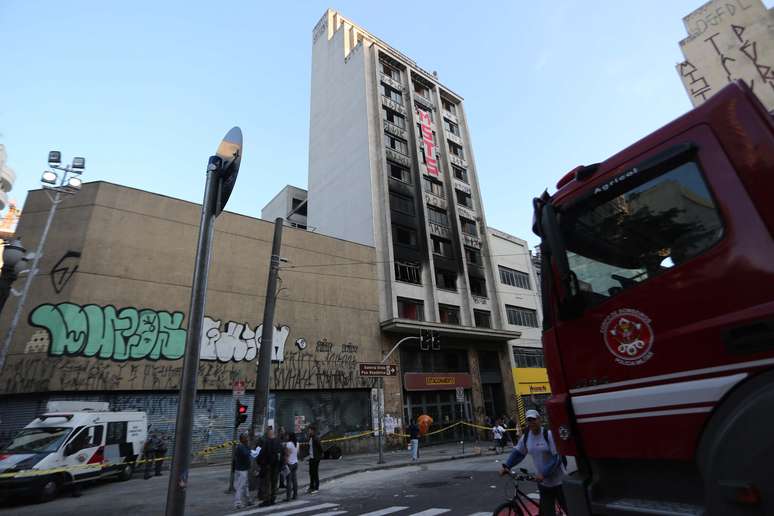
[118,462,134,481]
[39,476,61,503]
[698,369,774,515]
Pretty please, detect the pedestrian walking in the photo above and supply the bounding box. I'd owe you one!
[154,434,167,476]
[143,433,162,480]
[233,433,254,509]
[491,419,506,454]
[407,420,420,461]
[258,427,282,507]
[278,427,287,490]
[284,433,299,501]
[306,425,322,493]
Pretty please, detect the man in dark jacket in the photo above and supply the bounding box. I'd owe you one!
[258,427,281,507]
[143,433,162,479]
[306,425,323,493]
[233,433,253,509]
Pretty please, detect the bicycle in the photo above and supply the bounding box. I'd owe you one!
[492,468,566,516]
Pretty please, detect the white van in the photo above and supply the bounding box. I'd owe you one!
[0,401,147,501]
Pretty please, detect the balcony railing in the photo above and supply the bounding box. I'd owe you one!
[382,96,407,115]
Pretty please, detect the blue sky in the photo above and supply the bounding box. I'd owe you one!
[0,1,749,248]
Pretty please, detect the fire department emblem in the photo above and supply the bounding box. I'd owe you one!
[601,309,654,366]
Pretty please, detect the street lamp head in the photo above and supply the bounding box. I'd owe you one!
[2,239,26,268]
[41,170,58,185]
[48,151,61,165]
[72,157,86,170]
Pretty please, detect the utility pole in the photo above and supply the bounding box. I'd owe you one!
[166,128,242,516]
[251,218,284,443]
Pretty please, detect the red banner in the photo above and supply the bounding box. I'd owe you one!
[417,109,439,176]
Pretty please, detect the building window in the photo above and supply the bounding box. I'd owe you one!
[423,177,444,197]
[291,198,307,217]
[381,62,401,81]
[456,189,473,208]
[465,246,482,265]
[469,276,487,297]
[453,166,468,183]
[431,236,452,257]
[389,163,411,183]
[444,119,460,136]
[383,107,406,129]
[474,310,491,328]
[398,297,424,321]
[449,141,464,158]
[499,266,531,289]
[386,133,409,155]
[392,225,417,247]
[513,347,545,368]
[414,82,431,100]
[383,83,403,104]
[389,192,414,216]
[416,124,437,144]
[439,304,460,324]
[427,206,449,226]
[395,261,422,284]
[435,269,457,291]
[506,306,539,327]
[460,217,477,236]
[442,99,457,115]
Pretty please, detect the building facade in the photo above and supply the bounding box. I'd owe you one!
[261,185,308,230]
[306,9,521,432]
[676,0,774,111]
[0,182,384,456]
[486,228,549,424]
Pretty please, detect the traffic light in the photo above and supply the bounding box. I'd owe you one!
[420,329,431,351]
[431,331,441,351]
[235,401,248,427]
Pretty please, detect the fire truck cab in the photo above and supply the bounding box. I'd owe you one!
[532,82,774,515]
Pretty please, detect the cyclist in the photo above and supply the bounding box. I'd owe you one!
[499,410,566,516]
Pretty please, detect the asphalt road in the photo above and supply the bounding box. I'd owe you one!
[0,455,540,516]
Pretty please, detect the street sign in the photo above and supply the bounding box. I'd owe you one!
[359,363,398,377]
[455,387,465,403]
[232,380,245,398]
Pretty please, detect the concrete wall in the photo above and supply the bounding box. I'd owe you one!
[0,181,382,395]
[307,11,376,247]
[677,0,774,111]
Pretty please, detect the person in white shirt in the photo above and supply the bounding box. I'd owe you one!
[500,409,567,516]
[284,433,299,501]
[492,419,506,453]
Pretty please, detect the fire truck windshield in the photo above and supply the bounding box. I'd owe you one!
[558,160,724,306]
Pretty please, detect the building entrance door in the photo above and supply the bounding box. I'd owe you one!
[404,390,471,444]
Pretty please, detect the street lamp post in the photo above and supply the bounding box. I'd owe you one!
[0,239,26,315]
[0,152,84,372]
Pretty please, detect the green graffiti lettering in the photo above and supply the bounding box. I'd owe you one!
[29,303,187,361]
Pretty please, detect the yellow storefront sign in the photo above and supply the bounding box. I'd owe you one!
[512,367,551,396]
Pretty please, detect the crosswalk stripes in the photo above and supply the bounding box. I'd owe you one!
[226,500,311,516]
[358,507,409,516]
[227,501,492,516]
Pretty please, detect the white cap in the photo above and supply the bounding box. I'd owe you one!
[525,409,540,419]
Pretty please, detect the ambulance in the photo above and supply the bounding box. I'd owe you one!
[0,401,147,501]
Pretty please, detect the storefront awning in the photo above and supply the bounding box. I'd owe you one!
[380,318,521,342]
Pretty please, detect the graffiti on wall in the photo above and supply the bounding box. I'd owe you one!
[200,317,289,363]
[30,303,187,360]
[273,339,372,390]
[677,0,774,109]
[50,251,81,294]
[28,304,291,364]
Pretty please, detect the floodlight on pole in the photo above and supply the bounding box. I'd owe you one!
[41,171,58,185]
[0,151,85,373]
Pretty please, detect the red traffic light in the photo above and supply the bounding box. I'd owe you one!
[238,404,247,414]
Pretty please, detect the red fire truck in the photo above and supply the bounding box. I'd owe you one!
[532,81,773,515]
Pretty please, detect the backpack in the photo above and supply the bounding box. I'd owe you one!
[522,427,568,469]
